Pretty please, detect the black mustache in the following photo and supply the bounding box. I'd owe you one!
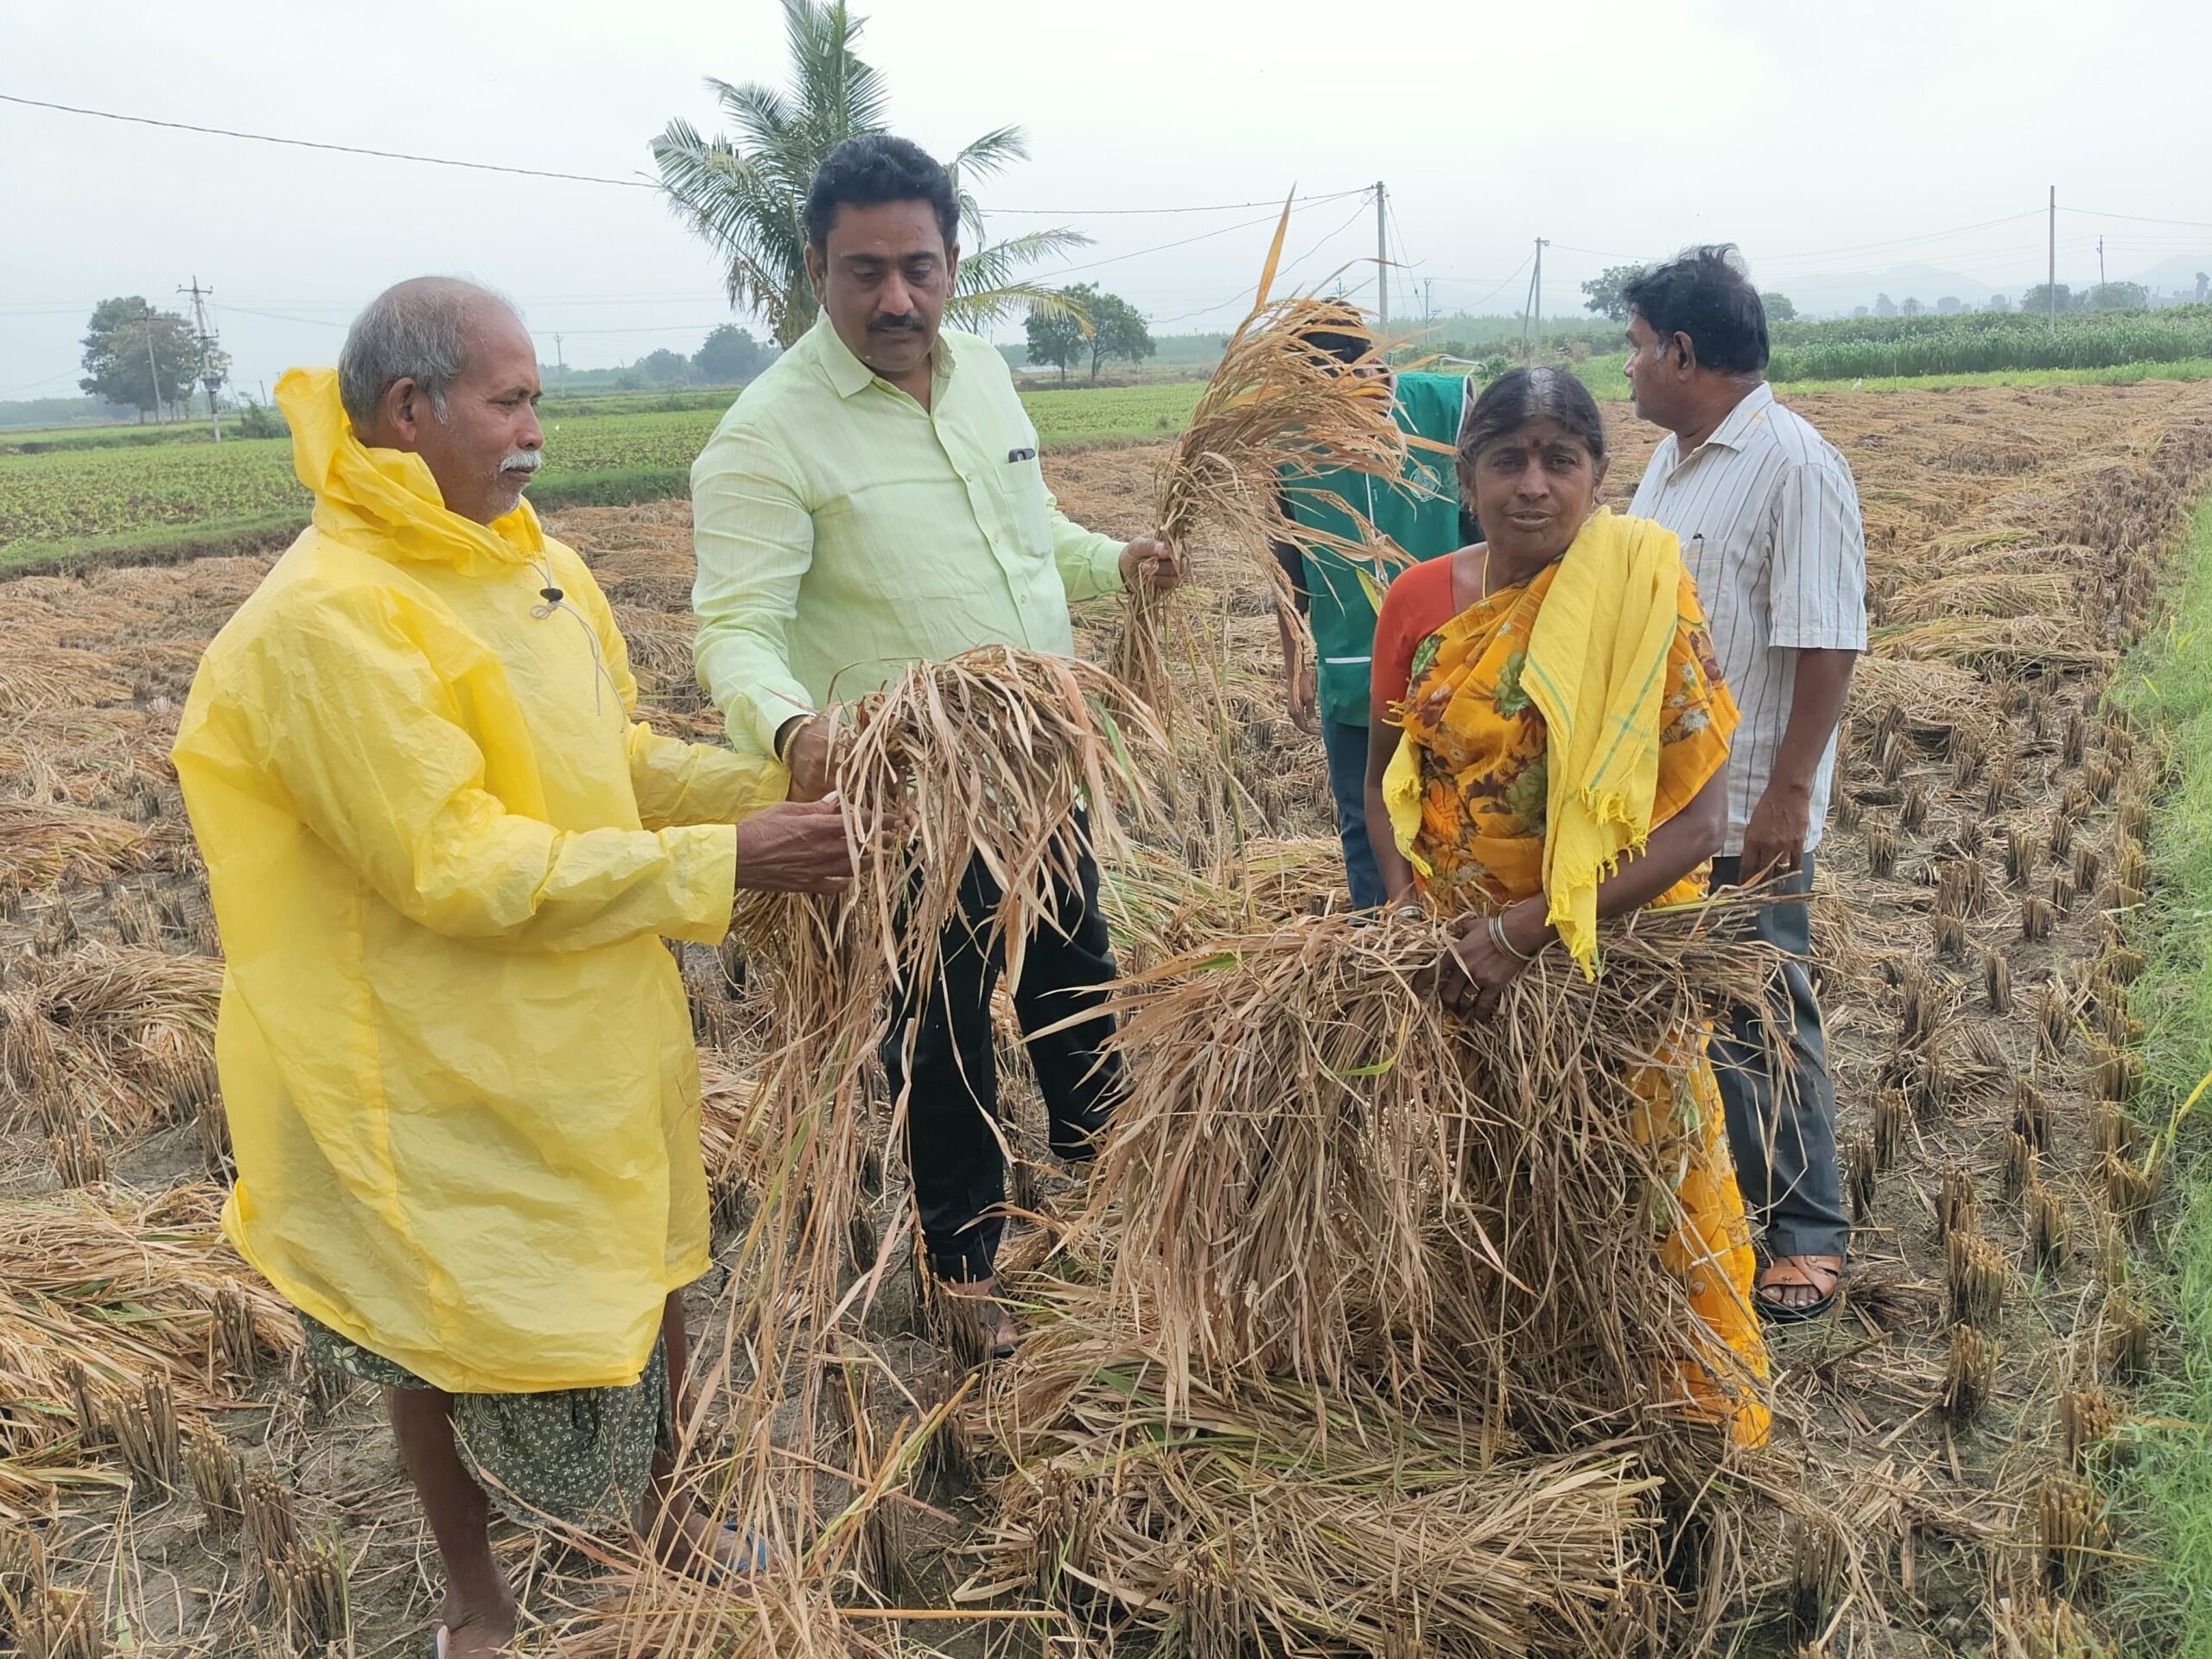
[869,315,925,332]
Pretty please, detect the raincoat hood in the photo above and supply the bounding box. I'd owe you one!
[277,365,542,576]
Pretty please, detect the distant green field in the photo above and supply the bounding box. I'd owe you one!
[0,383,1211,567]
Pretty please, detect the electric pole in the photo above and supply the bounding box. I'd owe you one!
[1374,181,1389,328]
[1521,238,1548,354]
[2097,236,2106,295]
[179,276,222,441]
[554,332,567,391]
[2048,186,2056,335]
[143,302,162,425]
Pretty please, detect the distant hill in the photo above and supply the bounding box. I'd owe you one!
[1764,264,2000,318]
[2126,251,2212,302]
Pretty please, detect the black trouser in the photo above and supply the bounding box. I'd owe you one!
[880,835,1124,1281]
[1708,854,1852,1263]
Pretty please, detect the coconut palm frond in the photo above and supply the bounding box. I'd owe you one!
[653,3,1066,349]
[950,282,1090,333]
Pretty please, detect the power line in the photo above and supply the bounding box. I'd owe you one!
[2062,205,2212,231]
[0,91,663,188]
[0,92,1376,224]
[986,189,1367,216]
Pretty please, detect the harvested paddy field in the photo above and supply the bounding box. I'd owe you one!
[3,378,2210,1656]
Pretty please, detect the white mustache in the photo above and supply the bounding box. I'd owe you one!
[499,450,543,476]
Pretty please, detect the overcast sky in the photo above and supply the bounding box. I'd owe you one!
[6,0,2210,397]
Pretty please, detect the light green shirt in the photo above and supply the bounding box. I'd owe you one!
[690,314,1128,757]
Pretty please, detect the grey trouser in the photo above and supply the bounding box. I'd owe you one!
[1707,854,1852,1262]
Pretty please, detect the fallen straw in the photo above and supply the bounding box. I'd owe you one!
[966,1312,1665,1657]
[1062,896,1786,1459]
[1116,193,1433,718]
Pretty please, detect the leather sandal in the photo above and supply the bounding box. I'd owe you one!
[1756,1255,1842,1323]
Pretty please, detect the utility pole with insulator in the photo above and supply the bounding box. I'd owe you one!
[1374,181,1389,329]
[179,276,223,441]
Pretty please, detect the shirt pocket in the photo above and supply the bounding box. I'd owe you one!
[983,453,1055,563]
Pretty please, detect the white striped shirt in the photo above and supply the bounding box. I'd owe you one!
[1629,383,1867,856]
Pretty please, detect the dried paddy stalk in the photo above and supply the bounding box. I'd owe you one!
[1122,210,1418,711]
[2021,894,2056,942]
[967,1320,1664,1659]
[2060,1384,2120,1475]
[2015,1077,2052,1150]
[1847,1135,1878,1221]
[2100,1287,2150,1378]
[2100,1154,2152,1226]
[0,1185,298,1490]
[1986,947,2013,1012]
[2061,709,2088,767]
[2072,842,2101,893]
[2001,1131,2036,1201]
[1,943,221,1133]
[1948,1229,2006,1325]
[2029,1182,2073,1274]
[1901,781,1932,833]
[1866,819,1899,878]
[1834,790,1862,830]
[1077,899,1779,1452]
[2037,1477,2110,1598]
[1934,913,1969,961]
[1784,1512,1846,1642]
[1874,1089,1907,1171]
[2038,981,2073,1058]
[2005,825,2037,887]
[2048,811,2077,861]
[1942,1325,1998,1423]
[1938,1166,1980,1240]
[184,1421,245,1531]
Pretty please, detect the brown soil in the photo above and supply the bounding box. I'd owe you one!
[3,378,2209,1656]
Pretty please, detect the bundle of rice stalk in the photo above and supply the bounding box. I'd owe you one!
[0,1185,298,1487]
[0,646,132,717]
[1,944,222,1133]
[1881,570,2077,625]
[1101,836,1346,966]
[702,646,1166,1588]
[610,603,698,697]
[1871,616,2113,674]
[963,1312,1663,1659]
[1074,899,1780,1459]
[0,802,175,896]
[1845,656,2000,738]
[1115,194,1434,715]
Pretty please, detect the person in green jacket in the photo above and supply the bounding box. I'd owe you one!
[1272,324,1469,907]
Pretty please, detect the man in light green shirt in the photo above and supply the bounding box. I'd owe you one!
[690,136,1179,1351]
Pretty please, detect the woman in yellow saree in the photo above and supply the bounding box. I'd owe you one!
[1363,366,1769,1447]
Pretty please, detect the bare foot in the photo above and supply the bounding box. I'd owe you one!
[944,1274,1021,1357]
[436,1595,517,1658]
[1757,1254,1842,1315]
[637,1486,770,1580]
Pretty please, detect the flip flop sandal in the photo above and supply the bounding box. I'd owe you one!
[1756,1257,1841,1324]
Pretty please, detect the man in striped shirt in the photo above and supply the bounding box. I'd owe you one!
[1624,247,1866,1320]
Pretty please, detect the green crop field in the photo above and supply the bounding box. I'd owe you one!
[0,384,1209,566]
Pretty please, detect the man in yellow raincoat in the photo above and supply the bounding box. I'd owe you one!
[173,278,850,1659]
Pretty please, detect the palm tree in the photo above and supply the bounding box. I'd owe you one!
[651,0,1090,346]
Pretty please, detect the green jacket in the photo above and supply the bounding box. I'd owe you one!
[1281,371,1465,725]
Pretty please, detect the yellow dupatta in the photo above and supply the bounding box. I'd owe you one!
[1386,508,1686,976]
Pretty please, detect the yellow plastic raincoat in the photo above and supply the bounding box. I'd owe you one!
[173,368,787,1394]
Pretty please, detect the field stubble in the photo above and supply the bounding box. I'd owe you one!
[0,380,2208,1655]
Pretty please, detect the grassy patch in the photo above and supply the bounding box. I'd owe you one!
[2111,494,2212,1649]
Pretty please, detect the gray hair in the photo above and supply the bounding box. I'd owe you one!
[337,277,523,428]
